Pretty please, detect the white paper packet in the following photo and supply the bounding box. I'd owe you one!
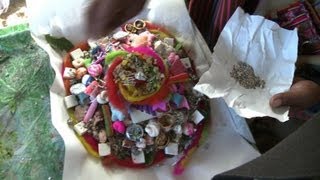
[0,0,9,15]
[27,0,260,179]
[194,8,298,122]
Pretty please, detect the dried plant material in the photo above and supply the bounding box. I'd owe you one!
[230,62,265,89]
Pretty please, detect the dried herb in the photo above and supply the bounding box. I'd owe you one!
[230,61,265,89]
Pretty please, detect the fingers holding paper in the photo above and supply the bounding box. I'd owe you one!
[270,79,320,109]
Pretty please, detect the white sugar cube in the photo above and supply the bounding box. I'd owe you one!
[154,41,165,54]
[64,95,79,109]
[131,151,145,164]
[192,110,204,125]
[63,67,76,79]
[113,31,129,40]
[74,122,87,135]
[180,58,192,68]
[87,39,98,49]
[164,37,175,47]
[164,46,175,55]
[165,143,179,156]
[98,143,111,156]
[70,48,84,60]
[70,83,86,95]
[129,108,157,124]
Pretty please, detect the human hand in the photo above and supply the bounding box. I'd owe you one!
[86,0,146,38]
[270,78,320,109]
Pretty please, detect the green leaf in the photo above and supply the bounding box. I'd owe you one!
[45,34,74,52]
[145,150,156,165]
[175,43,183,51]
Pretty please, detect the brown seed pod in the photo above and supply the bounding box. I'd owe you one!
[155,132,170,149]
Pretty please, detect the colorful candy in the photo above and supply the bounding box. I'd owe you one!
[72,58,85,68]
[182,122,195,136]
[112,121,126,134]
[62,19,209,171]
[83,99,98,123]
[87,64,103,77]
[76,67,87,79]
[63,67,76,79]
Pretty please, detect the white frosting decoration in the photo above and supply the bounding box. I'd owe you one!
[70,83,86,95]
[135,138,146,149]
[173,125,182,134]
[145,121,160,137]
[96,91,109,104]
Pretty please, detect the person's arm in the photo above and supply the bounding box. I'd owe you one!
[86,0,146,38]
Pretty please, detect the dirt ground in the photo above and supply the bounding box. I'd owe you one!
[0,0,27,28]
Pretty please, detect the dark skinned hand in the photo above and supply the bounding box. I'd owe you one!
[86,0,146,38]
[270,78,320,109]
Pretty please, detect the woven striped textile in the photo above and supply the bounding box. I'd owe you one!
[188,0,259,50]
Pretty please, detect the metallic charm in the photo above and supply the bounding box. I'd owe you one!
[155,132,169,149]
[124,23,137,33]
[133,19,146,30]
[134,71,147,81]
[126,124,144,141]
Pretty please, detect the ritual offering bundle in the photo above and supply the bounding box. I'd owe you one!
[62,19,210,173]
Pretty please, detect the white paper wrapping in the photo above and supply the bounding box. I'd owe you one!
[0,0,9,15]
[27,0,260,179]
[194,8,298,122]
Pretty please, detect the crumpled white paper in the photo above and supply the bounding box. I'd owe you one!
[194,8,298,122]
[27,0,260,179]
[0,0,9,15]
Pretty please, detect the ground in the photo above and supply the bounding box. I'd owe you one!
[0,0,27,28]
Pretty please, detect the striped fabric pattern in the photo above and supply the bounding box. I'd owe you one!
[308,0,320,14]
[305,0,320,33]
[276,1,320,55]
[188,0,259,50]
